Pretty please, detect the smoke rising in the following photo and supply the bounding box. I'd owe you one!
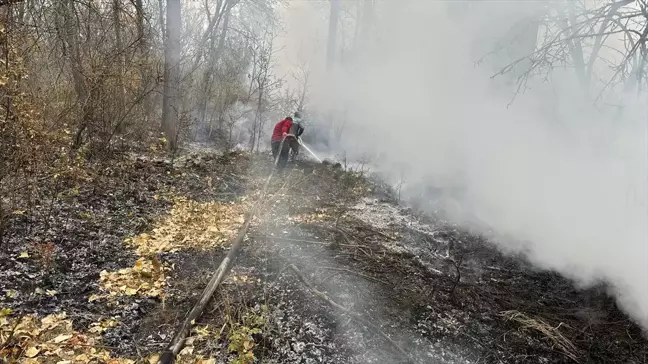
[279,0,648,330]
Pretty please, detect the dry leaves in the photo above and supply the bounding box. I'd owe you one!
[125,197,246,255]
[290,208,332,224]
[0,312,133,364]
[2,197,247,362]
[88,318,120,334]
[0,310,220,363]
[90,257,168,301]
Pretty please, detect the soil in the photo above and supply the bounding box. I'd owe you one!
[1,145,646,364]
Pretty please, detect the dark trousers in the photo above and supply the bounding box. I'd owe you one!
[271,138,299,170]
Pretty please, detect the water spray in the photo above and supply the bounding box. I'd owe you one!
[298,138,323,163]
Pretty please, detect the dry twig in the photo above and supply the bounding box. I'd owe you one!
[501,310,580,363]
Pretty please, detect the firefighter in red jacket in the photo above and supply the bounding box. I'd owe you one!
[271,112,304,169]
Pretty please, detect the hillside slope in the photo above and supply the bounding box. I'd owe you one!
[1,147,645,364]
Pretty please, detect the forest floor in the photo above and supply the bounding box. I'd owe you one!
[1,144,647,364]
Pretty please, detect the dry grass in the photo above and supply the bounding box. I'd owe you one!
[501,310,580,362]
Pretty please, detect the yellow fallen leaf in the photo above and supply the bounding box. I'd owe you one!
[196,359,216,364]
[194,325,210,336]
[19,251,29,258]
[178,345,193,356]
[12,210,25,215]
[147,354,160,364]
[46,290,57,296]
[5,289,17,298]
[125,288,138,296]
[41,312,66,325]
[52,334,73,343]
[24,346,40,358]
[74,354,90,362]
[134,259,144,271]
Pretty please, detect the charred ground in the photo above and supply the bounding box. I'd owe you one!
[0,146,646,364]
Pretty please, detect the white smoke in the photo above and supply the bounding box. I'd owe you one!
[277,0,648,330]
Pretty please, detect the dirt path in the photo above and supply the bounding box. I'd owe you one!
[1,148,646,364]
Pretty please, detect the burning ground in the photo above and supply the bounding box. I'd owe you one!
[0,146,646,364]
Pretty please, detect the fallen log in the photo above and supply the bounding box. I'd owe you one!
[159,216,252,364]
[159,144,288,364]
[287,264,415,364]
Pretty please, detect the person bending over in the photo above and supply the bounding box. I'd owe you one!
[270,112,304,169]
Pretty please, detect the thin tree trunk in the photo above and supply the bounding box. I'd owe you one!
[562,0,587,93]
[59,0,90,149]
[197,4,231,133]
[162,0,181,151]
[586,0,633,85]
[134,0,153,122]
[158,0,165,47]
[250,87,263,152]
[297,69,309,111]
[113,0,126,133]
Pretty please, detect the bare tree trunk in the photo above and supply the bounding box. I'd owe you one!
[112,0,126,133]
[134,0,146,53]
[325,0,340,141]
[197,3,232,134]
[326,0,340,70]
[297,67,309,111]
[58,0,90,149]
[561,0,587,93]
[585,0,633,85]
[134,0,153,122]
[250,86,263,152]
[162,0,181,151]
[158,0,166,47]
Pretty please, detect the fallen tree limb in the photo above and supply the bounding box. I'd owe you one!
[159,216,252,364]
[159,142,290,364]
[287,264,415,364]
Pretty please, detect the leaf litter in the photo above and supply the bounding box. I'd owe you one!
[3,148,646,364]
[1,149,254,363]
[90,257,169,302]
[0,311,133,363]
[125,197,247,255]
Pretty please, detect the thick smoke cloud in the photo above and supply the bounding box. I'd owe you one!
[278,0,648,330]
